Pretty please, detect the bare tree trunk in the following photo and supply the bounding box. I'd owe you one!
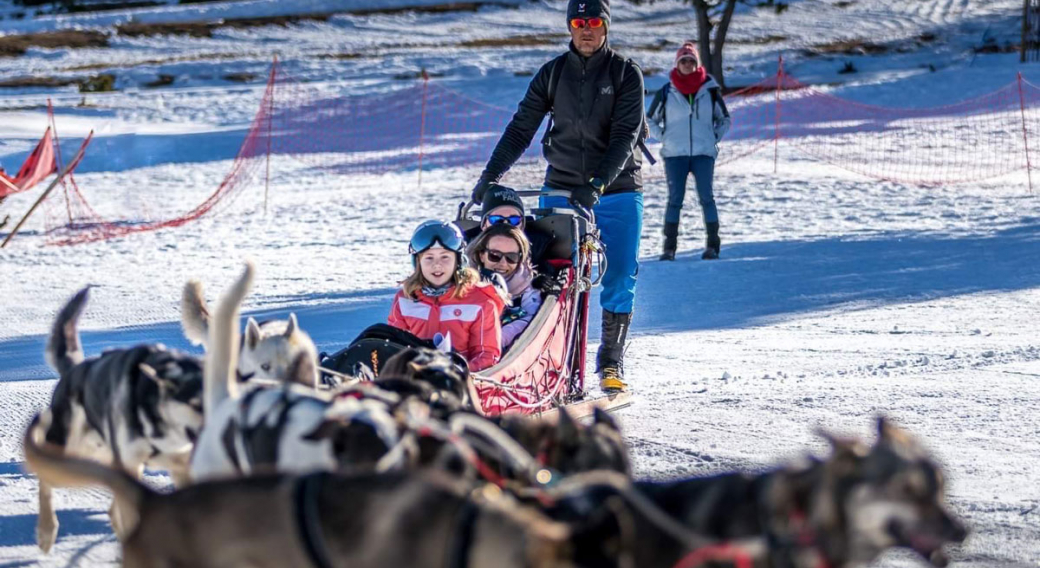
[692,0,713,75]
[691,0,737,90]
[711,0,738,89]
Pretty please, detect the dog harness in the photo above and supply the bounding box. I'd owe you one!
[444,499,480,568]
[293,472,336,568]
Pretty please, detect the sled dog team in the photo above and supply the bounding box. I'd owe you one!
[23,257,967,567]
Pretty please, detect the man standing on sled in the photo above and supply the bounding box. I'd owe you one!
[469,0,644,393]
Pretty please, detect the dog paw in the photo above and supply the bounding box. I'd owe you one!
[36,523,57,553]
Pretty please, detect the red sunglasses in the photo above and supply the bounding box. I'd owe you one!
[569,17,604,29]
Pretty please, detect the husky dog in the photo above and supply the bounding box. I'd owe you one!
[190,263,402,482]
[181,278,319,387]
[23,418,582,568]
[635,418,967,568]
[378,346,472,406]
[26,418,753,568]
[28,287,204,552]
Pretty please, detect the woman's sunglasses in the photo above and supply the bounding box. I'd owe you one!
[569,17,604,29]
[487,214,524,227]
[483,249,521,265]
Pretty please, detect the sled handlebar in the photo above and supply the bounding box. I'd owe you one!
[457,190,594,224]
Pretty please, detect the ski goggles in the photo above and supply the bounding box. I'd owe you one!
[484,249,521,265]
[409,221,465,256]
[486,214,524,227]
[569,17,604,29]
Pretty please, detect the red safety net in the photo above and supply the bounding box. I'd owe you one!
[29,58,1040,246]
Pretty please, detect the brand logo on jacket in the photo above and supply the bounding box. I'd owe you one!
[600,85,613,95]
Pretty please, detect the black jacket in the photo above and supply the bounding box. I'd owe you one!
[480,42,645,194]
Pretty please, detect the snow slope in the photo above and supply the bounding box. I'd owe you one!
[2,0,1040,566]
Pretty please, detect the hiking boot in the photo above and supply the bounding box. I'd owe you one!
[702,221,721,260]
[599,365,628,393]
[597,310,632,393]
[660,222,679,261]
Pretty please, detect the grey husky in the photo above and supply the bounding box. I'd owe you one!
[181,277,319,387]
[28,287,204,552]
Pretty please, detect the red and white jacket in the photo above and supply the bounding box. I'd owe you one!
[387,282,506,372]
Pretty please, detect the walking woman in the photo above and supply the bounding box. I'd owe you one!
[647,41,731,260]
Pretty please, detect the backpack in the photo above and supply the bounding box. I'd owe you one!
[545,53,656,166]
[647,81,730,136]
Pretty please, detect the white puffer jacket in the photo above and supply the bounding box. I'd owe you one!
[647,76,731,159]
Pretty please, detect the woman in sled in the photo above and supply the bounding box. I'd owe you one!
[466,223,543,350]
[388,220,506,372]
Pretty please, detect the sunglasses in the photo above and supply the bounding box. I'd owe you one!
[483,248,521,265]
[569,17,604,29]
[487,214,524,227]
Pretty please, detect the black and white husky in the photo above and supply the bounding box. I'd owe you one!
[27,287,204,552]
[189,263,402,482]
[181,277,319,387]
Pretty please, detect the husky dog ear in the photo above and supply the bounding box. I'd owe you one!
[875,415,911,446]
[244,318,262,350]
[287,351,317,387]
[285,313,298,338]
[556,408,581,445]
[592,407,620,432]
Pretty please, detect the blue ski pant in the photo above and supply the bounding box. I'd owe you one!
[541,189,643,315]
[664,155,717,226]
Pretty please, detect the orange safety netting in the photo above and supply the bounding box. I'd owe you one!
[34,58,1040,246]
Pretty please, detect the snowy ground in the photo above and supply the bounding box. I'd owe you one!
[2,0,1040,566]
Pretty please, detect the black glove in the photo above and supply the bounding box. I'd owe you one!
[471,176,494,204]
[570,177,604,209]
[532,273,563,297]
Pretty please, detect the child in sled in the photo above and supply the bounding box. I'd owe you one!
[388,220,505,372]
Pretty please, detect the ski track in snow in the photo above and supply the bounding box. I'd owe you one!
[1,0,1040,566]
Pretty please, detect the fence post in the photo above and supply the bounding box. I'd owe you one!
[264,55,278,215]
[774,54,784,174]
[1018,72,1034,194]
[418,69,430,191]
[47,99,73,225]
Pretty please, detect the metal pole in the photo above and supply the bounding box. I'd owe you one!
[2,131,93,248]
[3,163,69,248]
[264,56,277,216]
[1018,72,1034,194]
[774,54,783,174]
[418,69,429,191]
[47,99,73,225]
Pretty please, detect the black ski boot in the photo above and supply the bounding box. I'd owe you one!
[702,221,721,260]
[597,310,632,393]
[659,222,679,261]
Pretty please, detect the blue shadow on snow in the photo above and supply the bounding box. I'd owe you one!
[2,224,1039,381]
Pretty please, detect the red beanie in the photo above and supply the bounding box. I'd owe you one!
[675,41,700,67]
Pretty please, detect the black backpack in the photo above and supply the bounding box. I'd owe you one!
[545,52,656,165]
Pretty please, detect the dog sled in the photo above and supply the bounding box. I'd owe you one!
[454,190,632,418]
[322,190,632,418]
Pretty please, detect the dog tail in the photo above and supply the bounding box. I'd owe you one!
[45,287,89,377]
[181,279,210,348]
[204,261,255,419]
[23,413,150,512]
